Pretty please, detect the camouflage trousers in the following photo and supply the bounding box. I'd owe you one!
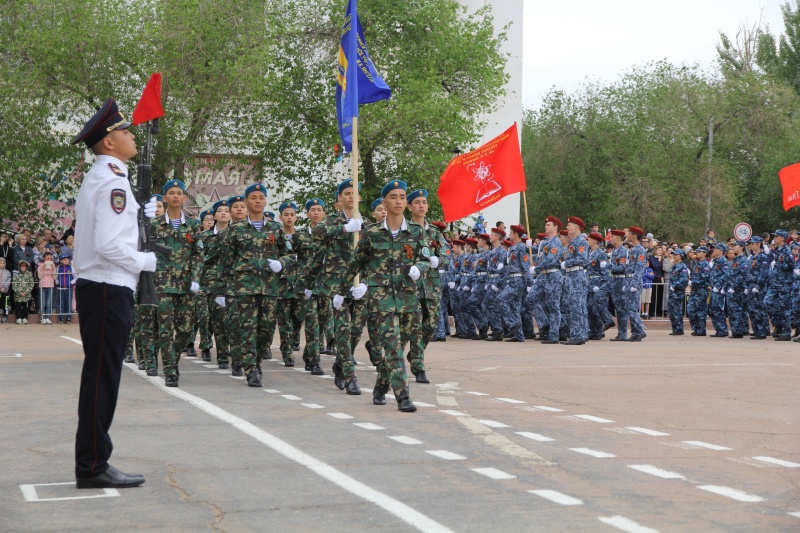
[155,293,195,377]
[483,278,503,335]
[764,285,792,336]
[258,308,278,356]
[453,285,473,335]
[277,298,303,364]
[727,291,748,336]
[329,296,356,379]
[521,288,535,337]
[668,290,685,333]
[746,289,770,337]
[301,295,320,367]
[408,295,439,374]
[435,282,450,338]
[319,296,334,346]
[350,297,382,364]
[709,291,728,335]
[233,295,278,374]
[687,290,709,335]
[538,272,563,341]
[467,283,488,330]
[563,271,589,342]
[374,310,418,403]
[126,315,135,355]
[191,292,212,350]
[587,279,613,337]
[225,297,241,365]
[134,304,158,364]
[497,277,526,340]
[208,295,229,364]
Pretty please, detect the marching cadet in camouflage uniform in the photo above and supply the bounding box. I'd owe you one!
[276,201,305,367]
[667,249,689,335]
[536,217,564,344]
[726,240,749,338]
[298,198,326,375]
[430,221,451,341]
[586,231,614,340]
[608,229,631,341]
[624,226,648,341]
[708,242,731,337]
[447,240,466,336]
[560,217,590,345]
[764,229,794,341]
[222,194,249,374]
[745,237,770,339]
[522,233,548,339]
[341,180,432,412]
[687,246,711,336]
[218,183,294,387]
[457,238,478,337]
[201,199,232,368]
[310,179,363,395]
[407,190,448,381]
[466,233,491,340]
[149,180,204,387]
[497,225,532,342]
[187,209,216,361]
[134,194,164,370]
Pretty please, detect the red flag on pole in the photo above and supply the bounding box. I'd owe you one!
[437,123,526,223]
[779,163,800,211]
[132,73,165,126]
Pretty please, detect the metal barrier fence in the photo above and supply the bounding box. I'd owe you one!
[5,270,76,324]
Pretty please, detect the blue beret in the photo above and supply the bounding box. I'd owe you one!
[669,248,685,257]
[199,210,208,221]
[265,211,275,219]
[380,180,407,198]
[245,183,267,197]
[695,246,709,253]
[228,194,245,205]
[407,189,428,204]
[211,199,229,214]
[305,198,325,211]
[371,198,383,211]
[775,229,789,238]
[336,178,362,196]
[748,236,763,244]
[162,180,186,195]
[279,201,297,213]
[153,194,163,202]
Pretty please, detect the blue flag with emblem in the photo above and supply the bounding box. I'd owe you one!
[336,0,392,153]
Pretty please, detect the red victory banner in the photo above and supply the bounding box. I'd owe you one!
[132,72,165,126]
[437,123,526,222]
[779,163,800,211]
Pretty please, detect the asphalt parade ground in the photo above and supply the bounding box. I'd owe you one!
[1,322,798,533]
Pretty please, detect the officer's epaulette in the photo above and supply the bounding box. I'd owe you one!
[108,163,126,177]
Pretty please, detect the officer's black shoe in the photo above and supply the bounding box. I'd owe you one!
[201,349,211,362]
[609,336,626,341]
[669,331,684,336]
[561,339,585,345]
[372,389,386,405]
[540,327,550,339]
[793,328,800,338]
[345,377,361,395]
[165,375,179,387]
[414,370,430,384]
[263,348,273,360]
[775,335,791,341]
[771,326,781,337]
[186,344,197,357]
[137,361,146,370]
[488,333,504,341]
[292,342,300,352]
[398,398,417,413]
[603,322,616,332]
[626,334,643,342]
[146,367,158,376]
[304,361,312,371]
[231,363,244,377]
[77,465,145,489]
[588,334,604,341]
[524,333,536,340]
[218,361,229,369]
[332,363,346,390]
[326,341,337,355]
[711,332,727,337]
[124,351,134,364]
[559,327,569,342]
[246,369,263,387]
[431,337,446,342]
[469,334,481,340]
[478,326,489,339]
[284,359,295,367]
[505,337,523,342]
[750,335,767,340]
[540,339,558,344]
[310,364,325,375]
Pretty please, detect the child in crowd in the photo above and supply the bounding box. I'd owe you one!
[37,251,57,324]
[0,258,10,323]
[56,255,76,323]
[12,260,34,324]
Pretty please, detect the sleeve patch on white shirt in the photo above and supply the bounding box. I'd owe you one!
[111,189,126,214]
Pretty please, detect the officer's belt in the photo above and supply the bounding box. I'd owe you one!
[539,268,559,274]
[488,274,500,278]
[612,274,632,278]
[438,270,446,274]
[475,272,488,276]
[508,272,524,278]
[565,266,584,273]
[588,275,601,279]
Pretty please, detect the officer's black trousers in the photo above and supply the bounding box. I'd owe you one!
[74,279,134,478]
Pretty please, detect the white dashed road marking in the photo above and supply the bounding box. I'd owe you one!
[495,398,525,404]
[479,419,511,428]
[570,448,616,458]
[532,405,564,412]
[598,515,659,533]
[682,441,732,451]
[440,410,466,417]
[472,467,516,480]
[628,465,685,479]
[388,436,422,445]
[354,422,385,431]
[529,489,583,506]
[465,392,489,396]
[751,456,800,468]
[264,389,280,393]
[515,432,554,442]
[788,511,800,518]
[626,427,669,436]
[301,403,324,409]
[203,364,217,368]
[281,395,302,401]
[426,450,466,461]
[413,402,435,407]
[697,485,765,502]
[328,413,353,420]
[574,414,614,423]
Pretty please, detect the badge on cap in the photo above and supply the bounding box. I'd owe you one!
[111,189,126,214]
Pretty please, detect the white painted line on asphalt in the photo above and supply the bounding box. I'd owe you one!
[59,335,83,345]
[569,448,616,458]
[301,403,324,409]
[0,353,22,358]
[215,370,228,374]
[628,465,685,479]
[626,427,669,437]
[319,375,335,380]
[697,485,765,502]
[752,456,800,468]
[388,436,422,445]
[191,359,204,363]
[414,402,435,407]
[435,382,459,391]
[574,414,614,423]
[203,364,218,368]
[515,432,554,442]
[495,398,525,404]
[354,422,385,431]
[598,515,659,533]
[472,467,516,480]
[529,489,583,506]
[465,392,489,396]
[328,413,354,420]
[606,427,640,435]
[659,441,700,450]
[479,420,511,428]
[533,405,564,412]
[264,389,281,393]
[426,450,466,460]
[20,482,119,502]
[293,368,307,372]
[788,511,800,518]
[683,441,732,451]
[440,410,466,417]
[129,366,454,533]
[229,375,245,380]
[281,395,302,401]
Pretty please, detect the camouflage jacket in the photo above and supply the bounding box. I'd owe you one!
[410,220,450,300]
[309,212,357,298]
[12,270,34,299]
[340,218,431,313]
[218,217,295,297]
[151,213,204,295]
[200,226,229,296]
[278,229,314,299]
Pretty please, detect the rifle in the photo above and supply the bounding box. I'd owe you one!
[136,118,172,305]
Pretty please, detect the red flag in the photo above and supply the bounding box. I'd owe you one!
[437,123,526,223]
[132,73,165,126]
[779,163,800,211]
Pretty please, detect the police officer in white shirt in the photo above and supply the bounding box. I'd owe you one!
[71,97,158,489]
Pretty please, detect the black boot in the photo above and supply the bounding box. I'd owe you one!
[231,362,244,377]
[398,398,417,412]
[138,361,146,370]
[332,362,345,390]
[246,368,262,387]
[414,370,430,384]
[263,347,273,360]
[186,343,197,357]
[559,327,569,342]
[310,364,324,375]
[292,342,300,352]
[372,388,386,405]
[478,326,489,340]
[345,377,361,395]
[124,350,135,364]
[326,340,337,356]
[201,349,211,362]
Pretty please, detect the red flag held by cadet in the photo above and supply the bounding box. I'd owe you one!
[437,123,526,223]
[779,163,800,211]
[132,72,165,126]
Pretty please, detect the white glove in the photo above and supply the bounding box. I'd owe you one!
[142,252,157,272]
[448,281,455,289]
[688,280,692,287]
[143,196,157,219]
[669,286,674,292]
[350,283,367,300]
[560,261,566,269]
[497,262,504,271]
[491,284,499,293]
[600,261,608,268]
[744,288,749,295]
[190,281,200,293]
[268,259,282,273]
[214,296,226,307]
[712,287,719,293]
[752,287,759,294]
[794,268,800,276]
[484,284,488,290]
[430,256,439,268]
[529,266,536,275]
[408,265,420,280]
[462,286,470,292]
[525,239,533,247]
[470,286,475,292]
[304,289,313,300]
[770,260,776,269]
[630,286,636,293]
[592,286,599,293]
[727,288,734,294]
[763,245,770,255]
[343,218,363,233]
[527,286,532,292]
[333,294,345,310]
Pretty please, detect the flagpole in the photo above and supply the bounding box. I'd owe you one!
[352,115,360,285]
[522,190,533,264]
